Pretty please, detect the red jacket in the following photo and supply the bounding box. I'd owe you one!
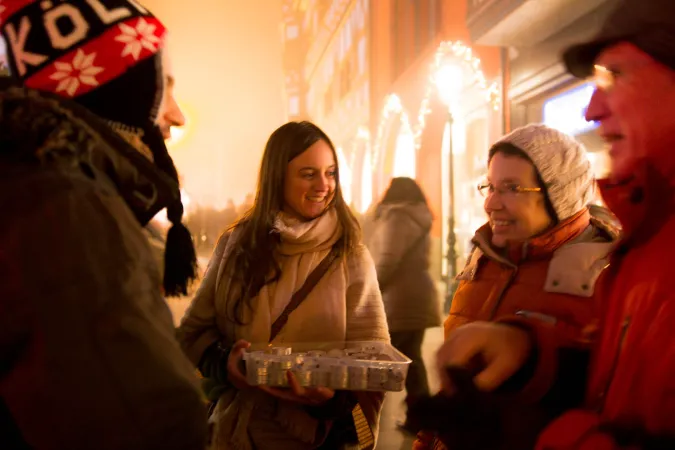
[535,165,675,448]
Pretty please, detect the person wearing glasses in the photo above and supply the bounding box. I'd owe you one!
[413,123,620,450]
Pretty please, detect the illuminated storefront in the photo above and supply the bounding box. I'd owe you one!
[466,0,618,184]
[542,82,609,179]
[540,82,609,206]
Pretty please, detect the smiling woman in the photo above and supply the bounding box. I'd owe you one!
[284,139,338,220]
[177,121,390,450]
[415,123,621,450]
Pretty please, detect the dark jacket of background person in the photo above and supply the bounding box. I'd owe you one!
[368,201,441,333]
[0,85,208,449]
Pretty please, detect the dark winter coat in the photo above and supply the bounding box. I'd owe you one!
[368,202,441,332]
[0,83,208,449]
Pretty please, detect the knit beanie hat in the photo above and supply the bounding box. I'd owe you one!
[2,0,196,296]
[491,124,594,221]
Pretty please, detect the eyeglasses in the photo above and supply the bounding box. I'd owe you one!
[477,182,542,198]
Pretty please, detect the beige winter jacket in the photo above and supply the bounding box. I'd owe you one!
[178,209,390,450]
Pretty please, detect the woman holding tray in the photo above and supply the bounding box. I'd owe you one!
[178,121,390,449]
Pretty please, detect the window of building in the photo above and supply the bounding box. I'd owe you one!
[345,17,352,51]
[338,29,346,61]
[288,95,300,116]
[432,0,442,41]
[324,83,334,116]
[339,57,352,99]
[324,56,335,83]
[392,0,415,81]
[285,24,299,40]
[355,2,365,30]
[358,36,366,75]
[413,0,440,58]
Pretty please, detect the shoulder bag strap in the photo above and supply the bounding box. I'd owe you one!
[269,246,340,343]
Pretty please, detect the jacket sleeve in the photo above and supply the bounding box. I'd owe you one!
[344,245,391,450]
[0,179,208,450]
[369,211,420,290]
[535,410,675,449]
[177,232,231,365]
[492,311,591,411]
[344,244,390,343]
[493,316,565,402]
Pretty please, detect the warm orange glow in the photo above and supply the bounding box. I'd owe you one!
[142,0,286,209]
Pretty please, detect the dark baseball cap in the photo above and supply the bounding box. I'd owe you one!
[563,0,675,78]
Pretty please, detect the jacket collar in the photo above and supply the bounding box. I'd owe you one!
[598,160,675,249]
[0,83,178,225]
[474,208,592,265]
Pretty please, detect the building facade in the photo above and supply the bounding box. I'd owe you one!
[281,0,371,211]
[281,0,504,287]
[367,0,503,283]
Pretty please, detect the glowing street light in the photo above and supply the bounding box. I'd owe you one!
[434,63,464,109]
[433,61,464,309]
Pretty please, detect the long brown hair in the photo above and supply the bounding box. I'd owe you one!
[225,121,361,324]
[376,177,430,219]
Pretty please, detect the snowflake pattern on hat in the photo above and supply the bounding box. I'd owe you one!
[49,50,104,97]
[2,1,166,95]
[115,17,162,60]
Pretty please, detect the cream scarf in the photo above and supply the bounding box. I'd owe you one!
[212,208,350,449]
[229,208,343,344]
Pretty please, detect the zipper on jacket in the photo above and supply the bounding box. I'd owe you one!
[514,310,558,325]
[595,316,631,413]
[488,266,519,320]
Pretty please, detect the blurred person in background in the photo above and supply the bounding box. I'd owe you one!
[178,121,389,450]
[368,177,441,434]
[431,0,675,447]
[0,0,206,448]
[413,124,619,450]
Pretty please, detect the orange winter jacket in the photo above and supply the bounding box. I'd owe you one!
[414,207,619,450]
[446,209,617,351]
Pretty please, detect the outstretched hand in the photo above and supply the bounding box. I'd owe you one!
[407,367,549,450]
[437,322,532,393]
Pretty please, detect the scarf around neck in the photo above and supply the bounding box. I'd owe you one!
[273,208,342,256]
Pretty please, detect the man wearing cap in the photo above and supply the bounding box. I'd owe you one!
[0,1,208,448]
[433,0,675,448]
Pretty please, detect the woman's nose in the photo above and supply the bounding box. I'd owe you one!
[484,191,503,212]
[314,174,330,191]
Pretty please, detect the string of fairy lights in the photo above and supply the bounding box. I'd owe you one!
[371,41,501,171]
